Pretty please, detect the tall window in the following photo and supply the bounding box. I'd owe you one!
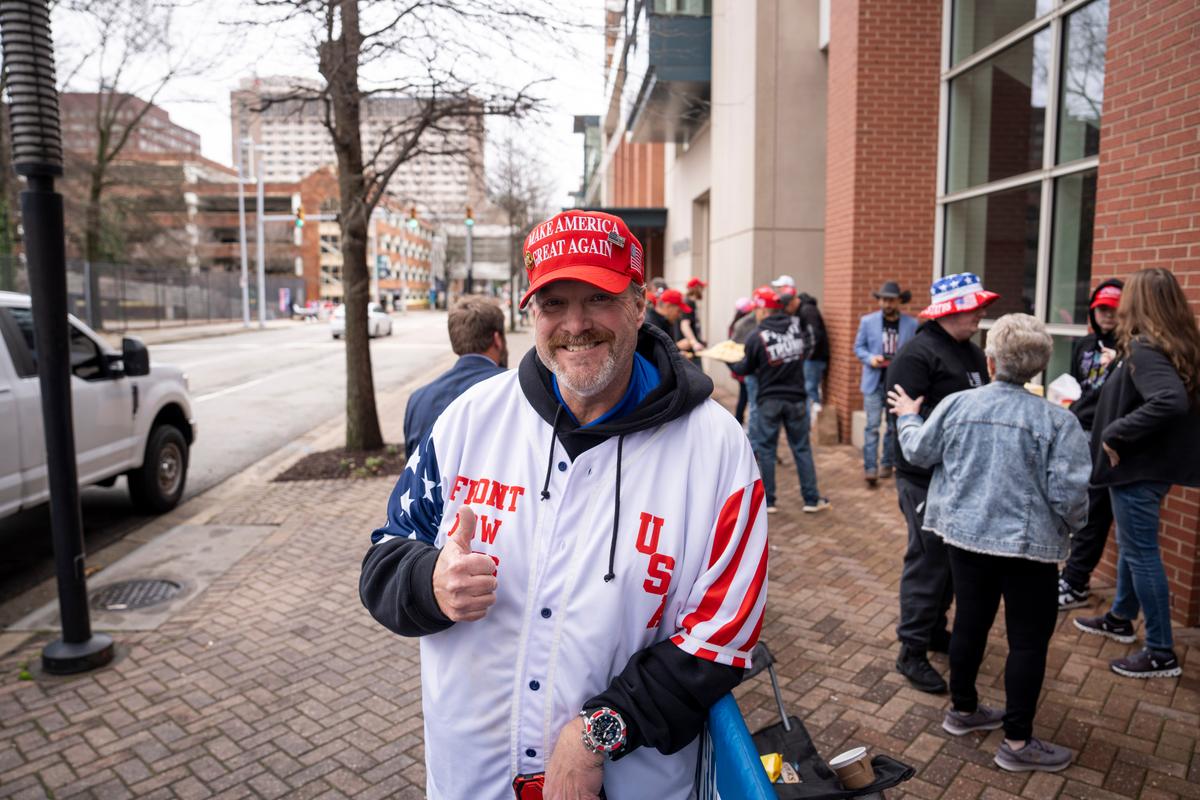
[938,0,1108,379]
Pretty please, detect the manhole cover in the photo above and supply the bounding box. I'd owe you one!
[91,579,183,611]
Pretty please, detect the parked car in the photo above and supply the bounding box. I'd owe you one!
[0,291,196,518]
[330,302,393,339]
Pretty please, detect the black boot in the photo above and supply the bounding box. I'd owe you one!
[896,645,947,693]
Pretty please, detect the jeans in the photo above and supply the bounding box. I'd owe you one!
[862,384,897,473]
[1109,481,1174,651]
[749,396,820,506]
[1060,483,1115,590]
[744,375,759,428]
[946,545,1058,742]
[734,380,749,425]
[896,476,953,650]
[803,359,827,413]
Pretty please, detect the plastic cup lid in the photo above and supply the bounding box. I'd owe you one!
[828,746,868,768]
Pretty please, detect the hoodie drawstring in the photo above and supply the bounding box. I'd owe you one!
[603,434,625,582]
[540,405,564,500]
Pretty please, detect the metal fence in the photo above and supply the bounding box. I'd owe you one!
[0,256,307,331]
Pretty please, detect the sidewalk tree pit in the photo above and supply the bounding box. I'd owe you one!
[273,445,405,482]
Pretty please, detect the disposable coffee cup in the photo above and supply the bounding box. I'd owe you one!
[828,746,874,790]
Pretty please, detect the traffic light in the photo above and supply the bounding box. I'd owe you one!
[407,206,419,231]
[465,206,474,228]
[295,207,306,228]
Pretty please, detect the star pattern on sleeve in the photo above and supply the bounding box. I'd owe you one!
[370,435,445,545]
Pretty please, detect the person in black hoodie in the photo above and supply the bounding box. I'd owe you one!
[884,272,996,694]
[731,285,829,514]
[1057,279,1123,609]
[1074,268,1200,679]
[359,210,767,798]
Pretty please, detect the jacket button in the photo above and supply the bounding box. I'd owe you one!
[557,461,567,472]
[541,608,552,618]
[529,680,540,691]
[526,748,537,758]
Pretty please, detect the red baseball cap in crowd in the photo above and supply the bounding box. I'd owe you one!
[520,210,644,308]
[657,289,693,313]
[1090,284,1122,309]
[753,285,783,310]
[687,277,707,289]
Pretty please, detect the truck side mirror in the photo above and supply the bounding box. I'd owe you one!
[122,337,150,377]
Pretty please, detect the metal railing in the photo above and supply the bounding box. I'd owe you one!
[0,256,307,331]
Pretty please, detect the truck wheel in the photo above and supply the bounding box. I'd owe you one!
[128,425,188,513]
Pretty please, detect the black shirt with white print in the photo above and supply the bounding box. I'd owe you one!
[884,319,989,488]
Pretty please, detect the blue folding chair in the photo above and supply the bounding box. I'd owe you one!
[697,643,914,799]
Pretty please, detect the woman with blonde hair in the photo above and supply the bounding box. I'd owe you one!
[1074,267,1200,679]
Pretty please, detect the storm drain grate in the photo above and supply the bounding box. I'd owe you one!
[91,579,183,611]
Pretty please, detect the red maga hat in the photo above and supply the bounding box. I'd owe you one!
[657,288,693,313]
[1090,284,1122,309]
[520,210,644,308]
[752,285,783,310]
[687,277,707,289]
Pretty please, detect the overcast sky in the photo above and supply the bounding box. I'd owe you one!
[53,0,607,209]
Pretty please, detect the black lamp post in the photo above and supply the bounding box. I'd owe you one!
[1,0,114,674]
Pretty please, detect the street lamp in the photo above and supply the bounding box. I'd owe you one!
[464,205,474,295]
[236,137,253,327]
[1,0,114,674]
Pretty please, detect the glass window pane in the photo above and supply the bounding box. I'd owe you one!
[951,0,1054,64]
[943,183,1041,318]
[947,29,1051,192]
[1046,334,1081,384]
[1057,0,1108,163]
[1048,170,1097,325]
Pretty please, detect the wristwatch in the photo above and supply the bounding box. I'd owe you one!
[579,707,627,756]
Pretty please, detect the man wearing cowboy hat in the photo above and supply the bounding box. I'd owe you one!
[885,272,997,694]
[854,282,918,485]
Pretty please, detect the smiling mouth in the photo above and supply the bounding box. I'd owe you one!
[560,342,604,353]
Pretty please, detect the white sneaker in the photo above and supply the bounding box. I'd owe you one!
[766,505,778,514]
[802,497,831,513]
[812,402,822,414]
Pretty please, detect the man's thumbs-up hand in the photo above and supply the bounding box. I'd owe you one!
[432,506,498,622]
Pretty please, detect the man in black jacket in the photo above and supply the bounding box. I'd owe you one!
[1058,279,1123,609]
[731,285,829,514]
[885,272,997,693]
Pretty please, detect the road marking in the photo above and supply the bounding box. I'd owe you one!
[194,374,278,403]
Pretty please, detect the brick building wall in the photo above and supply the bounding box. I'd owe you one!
[1089,0,1200,626]
[823,0,942,438]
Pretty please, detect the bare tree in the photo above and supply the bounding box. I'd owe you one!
[54,0,220,326]
[243,0,578,450]
[488,132,554,331]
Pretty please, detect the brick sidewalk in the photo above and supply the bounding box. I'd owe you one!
[1,393,1197,798]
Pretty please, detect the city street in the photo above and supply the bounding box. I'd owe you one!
[0,312,456,610]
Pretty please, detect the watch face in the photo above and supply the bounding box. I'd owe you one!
[592,714,622,747]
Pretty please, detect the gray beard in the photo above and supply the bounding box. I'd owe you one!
[545,347,621,398]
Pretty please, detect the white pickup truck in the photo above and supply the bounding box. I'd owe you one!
[0,291,196,519]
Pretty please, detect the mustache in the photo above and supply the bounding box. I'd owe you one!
[550,332,614,348]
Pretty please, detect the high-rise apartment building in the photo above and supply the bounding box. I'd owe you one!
[229,77,485,222]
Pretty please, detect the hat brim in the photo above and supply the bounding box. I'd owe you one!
[873,291,913,303]
[520,265,635,309]
[920,290,1000,319]
[1089,297,1120,310]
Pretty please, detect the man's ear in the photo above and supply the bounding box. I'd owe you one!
[493,330,505,350]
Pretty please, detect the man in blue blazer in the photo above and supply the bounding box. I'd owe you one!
[404,297,508,458]
[854,282,918,485]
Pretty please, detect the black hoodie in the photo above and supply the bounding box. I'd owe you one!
[1068,278,1124,431]
[359,323,742,760]
[729,311,808,401]
[798,293,830,362]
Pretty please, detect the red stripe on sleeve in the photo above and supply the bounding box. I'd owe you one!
[707,487,745,569]
[695,647,720,661]
[681,480,764,632]
[706,540,769,646]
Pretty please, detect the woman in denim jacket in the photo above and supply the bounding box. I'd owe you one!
[889,314,1090,774]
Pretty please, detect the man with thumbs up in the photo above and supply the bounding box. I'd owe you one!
[361,210,768,800]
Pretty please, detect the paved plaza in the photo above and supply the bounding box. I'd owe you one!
[1,380,1197,799]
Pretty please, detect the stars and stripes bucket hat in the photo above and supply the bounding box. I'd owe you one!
[920,272,1000,319]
